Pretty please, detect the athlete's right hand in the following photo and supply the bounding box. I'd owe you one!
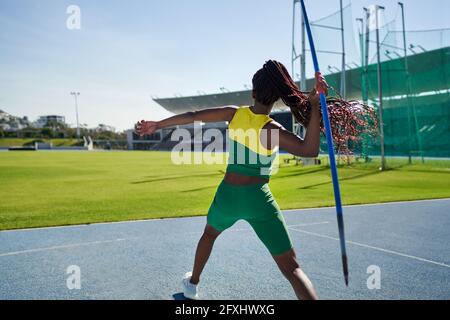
[315,72,329,96]
[135,120,159,136]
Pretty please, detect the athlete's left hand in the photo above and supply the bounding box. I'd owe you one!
[135,120,158,136]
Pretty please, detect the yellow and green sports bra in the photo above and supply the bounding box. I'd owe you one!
[226,106,279,179]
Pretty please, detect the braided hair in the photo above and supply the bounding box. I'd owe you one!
[252,60,378,153]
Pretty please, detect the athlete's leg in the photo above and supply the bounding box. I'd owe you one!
[245,183,318,300]
[190,224,221,284]
[194,180,238,284]
[273,248,318,300]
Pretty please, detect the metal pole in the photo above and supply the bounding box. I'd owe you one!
[339,0,346,99]
[299,1,307,139]
[291,0,300,140]
[399,2,423,163]
[357,18,364,100]
[291,0,296,78]
[363,7,370,104]
[75,94,80,139]
[357,17,369,160]
[399,2,408,77]
[399,2,412,164]
[291,0,306,140]
[375,6,386,170]
[71,92,80,139]
[301,9,307,91]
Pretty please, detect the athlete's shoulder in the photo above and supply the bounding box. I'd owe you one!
[264,120,287,131]
[216,106,239,122]
[219,105,239,112]
[224,105,241,114]
[233,105,250,113]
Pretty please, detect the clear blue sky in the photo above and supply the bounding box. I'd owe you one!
[0,0,448,131]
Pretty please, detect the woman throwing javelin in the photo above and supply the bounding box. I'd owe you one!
[136,60,329,300]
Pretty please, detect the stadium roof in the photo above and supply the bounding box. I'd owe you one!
[153,71,352,114]
[153,48,448,114]
[153,79,314,114]
[154,90,255,114]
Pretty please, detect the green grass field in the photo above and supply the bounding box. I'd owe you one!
[0,151,449,230]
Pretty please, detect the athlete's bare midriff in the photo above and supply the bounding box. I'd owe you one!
[223,172,269,185]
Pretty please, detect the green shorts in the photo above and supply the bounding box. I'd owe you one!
[207,180,293,256]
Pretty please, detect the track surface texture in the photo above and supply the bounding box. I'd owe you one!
[1,199,449,300]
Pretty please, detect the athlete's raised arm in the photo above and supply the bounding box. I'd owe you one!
[264,89,322,158]
[135,106,238,136]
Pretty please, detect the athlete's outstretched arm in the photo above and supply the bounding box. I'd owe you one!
[135,106,238,136]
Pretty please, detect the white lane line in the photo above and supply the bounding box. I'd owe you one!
[288,227,450,269]
[0,238,135,258]
[0,222,329,257]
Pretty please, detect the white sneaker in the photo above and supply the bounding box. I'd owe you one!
[182,272,199,300]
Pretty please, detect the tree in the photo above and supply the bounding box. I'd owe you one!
[41,128,54,139]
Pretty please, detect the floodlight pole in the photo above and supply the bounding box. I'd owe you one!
[70,92,81,139]
[339,0,346,99]
[375,5,386,171]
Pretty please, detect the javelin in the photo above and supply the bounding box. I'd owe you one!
[299,0,349,286]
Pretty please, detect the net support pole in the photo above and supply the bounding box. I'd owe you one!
[363,7,370,105]
[399,2,424,163]
[356,18,365,101]
[375,5,386,171]
[339,0,347,99]
[291,0,297,79]
[291,0,299,141]
[299,2,307,141]
[292,0,307,143]
[357,18,369,159]
[299,0,349,286]
[299,1,307,141]
[399,2,413,164]
[301,8,307,92]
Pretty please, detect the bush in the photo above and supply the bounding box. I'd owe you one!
[23,139,45,147]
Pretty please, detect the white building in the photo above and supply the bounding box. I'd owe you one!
[126,122,228,151]
[0,109,30,131]
[34,115,66,128]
